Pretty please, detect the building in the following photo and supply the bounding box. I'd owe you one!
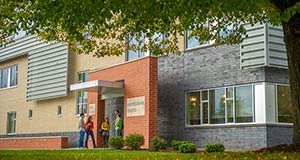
[0,23,293,150]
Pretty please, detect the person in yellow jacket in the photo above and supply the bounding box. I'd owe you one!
[101,117,110,148]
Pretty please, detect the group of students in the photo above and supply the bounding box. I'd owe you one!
[77,110,123,148]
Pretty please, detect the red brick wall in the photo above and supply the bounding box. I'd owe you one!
[0,137,68,149]
[89,57,158,148]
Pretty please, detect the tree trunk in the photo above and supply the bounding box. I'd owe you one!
[282,13,300,144]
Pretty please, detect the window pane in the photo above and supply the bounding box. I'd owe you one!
[235,85,253,123]
[127,33,146,61]
[226,87,233,98]
[202,90,208,100]
[29,110,32,119]
[77,91,87,114]
[227,100,234,123]
[1,68,8,88]
[78,73,83,83]
[186,92,200,125]
[10,65,18,87]
[7,112,16,134]
[186,30,209,49]
[210,89,225,124]
[202,102,209,124]
[278,85,293,123]
[83,72,88,82]
[186,30,200,49]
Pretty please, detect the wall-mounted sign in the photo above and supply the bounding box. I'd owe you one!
[89,104,96,115]
[127,96,145,117]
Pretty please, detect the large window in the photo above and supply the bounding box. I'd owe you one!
[277,85,293,123]
[0,65,18,89]
[7,112,16,134]
[77,72,88,115]
[186,85,254,125]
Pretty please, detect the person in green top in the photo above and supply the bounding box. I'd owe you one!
[114,110,123,136]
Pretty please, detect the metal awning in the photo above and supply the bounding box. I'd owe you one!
[70,80,124,99]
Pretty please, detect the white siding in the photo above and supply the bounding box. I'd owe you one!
[0,35,68,101]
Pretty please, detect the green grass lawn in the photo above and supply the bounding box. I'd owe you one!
[0,149,299,160]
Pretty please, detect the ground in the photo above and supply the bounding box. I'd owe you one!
[0,146,300,160]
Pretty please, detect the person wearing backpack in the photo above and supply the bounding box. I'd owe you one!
[114,110,123,136]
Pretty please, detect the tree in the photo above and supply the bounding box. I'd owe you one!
[1,0,300,143]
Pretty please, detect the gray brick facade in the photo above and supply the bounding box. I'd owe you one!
[157,45,292,150]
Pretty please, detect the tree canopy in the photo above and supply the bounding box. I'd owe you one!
[1,0,297,56]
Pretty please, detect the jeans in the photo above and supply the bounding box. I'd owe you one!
[103,135,109,148]
[85,130,96,148]
[115,129,122,136]
[78,130,85,148]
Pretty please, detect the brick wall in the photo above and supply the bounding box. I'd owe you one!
[0,137,68,149]
[89,56,158,148]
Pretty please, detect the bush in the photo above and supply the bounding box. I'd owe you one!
[108,136,124,149]
[125,133,145,150]
[172,140,189,150]
[150,136,168,151]
[205,143,225,153]
[179,143,196,153]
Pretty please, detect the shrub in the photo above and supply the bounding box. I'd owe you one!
[108,136,124,149]
[125,133,145,150]
[172,140,189,150]
[178,143,196,153]
[150,136,168,151]
[205,143,225,153]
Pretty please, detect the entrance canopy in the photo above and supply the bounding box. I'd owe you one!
[70,80,124,99]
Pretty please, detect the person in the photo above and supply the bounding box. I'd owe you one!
[114,110,123,136]
[77,113,85,148]
[101,117,110,148]
[84,116,96,148]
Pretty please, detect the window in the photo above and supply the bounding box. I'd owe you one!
[28,109,33,119]
[10,65,18,87]
[235,85,253,123]
[186,92,200,125]
[57,106,62,117]
[186,30,210,49]
[127,33,147,61]
[210,88,225,124]
[277,85,293,123]
[77,72,88,115]
[7,112,16,134]
[0,65,18,89]
[186,85,254,125]
[126,33,166,61]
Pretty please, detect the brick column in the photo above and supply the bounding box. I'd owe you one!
[87,88,104,148]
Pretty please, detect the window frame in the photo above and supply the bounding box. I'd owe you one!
[0,64,18,90]
[7,111,16,135]
[185,84,255,127]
